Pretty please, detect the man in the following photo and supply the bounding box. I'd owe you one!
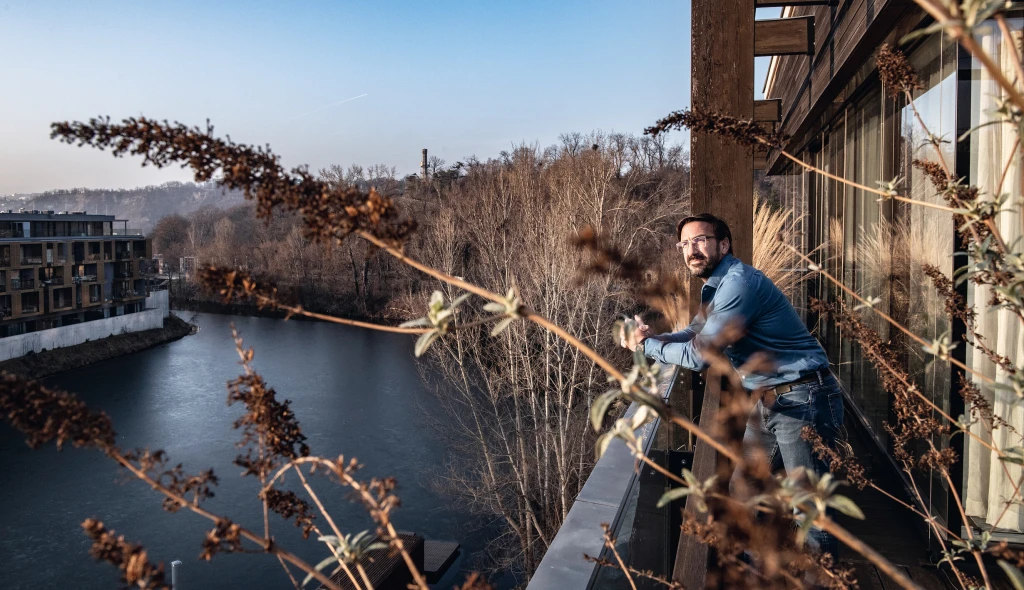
[621,212,842,557]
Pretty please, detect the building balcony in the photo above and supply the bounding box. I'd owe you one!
[11,278,35,291]
[21,305,39,314]
[47,277,65,286]
[89,294,100,303]
[53,301,73,310]
[114,270,134,279]
[21,256,43,265]
[0,308,11,319]
[0,258,11,268]
[72,275,98,284]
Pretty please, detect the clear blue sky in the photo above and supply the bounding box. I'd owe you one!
[0,1,778,195]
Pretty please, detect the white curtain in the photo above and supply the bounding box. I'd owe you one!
[966,24,1024,533]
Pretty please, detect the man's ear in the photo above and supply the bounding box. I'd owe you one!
[719,237,731,256]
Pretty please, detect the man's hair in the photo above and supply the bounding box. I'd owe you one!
[677,213,734,254]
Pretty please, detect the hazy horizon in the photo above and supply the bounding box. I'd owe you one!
[1,1,779,196]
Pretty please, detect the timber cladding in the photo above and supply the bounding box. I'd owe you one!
[764,0,923,173]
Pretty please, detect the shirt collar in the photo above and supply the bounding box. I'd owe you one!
[703,253,737,291]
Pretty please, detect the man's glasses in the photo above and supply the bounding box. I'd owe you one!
[675,235,716,251]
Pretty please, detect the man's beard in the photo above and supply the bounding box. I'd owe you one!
[685,251,721,279]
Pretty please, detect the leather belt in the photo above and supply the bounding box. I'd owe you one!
[753,370,824,406]
[770,371,822,395]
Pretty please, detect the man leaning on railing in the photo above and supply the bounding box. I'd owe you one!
[620,213,843,559]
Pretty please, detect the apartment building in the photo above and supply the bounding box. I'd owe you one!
[0,211,151,338]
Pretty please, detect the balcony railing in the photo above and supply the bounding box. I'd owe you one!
[72,275,98,284]
[115,270,134,279]
[20,256,42,265]
[89,293,100,303]
[0,258,9,267]
[527,366,680,590]
[54,300,73,310]
[21,304,39,314]
[48,276,65,286]
[0,308,11,319]
[11,278,35,290]
[86,253,101,262]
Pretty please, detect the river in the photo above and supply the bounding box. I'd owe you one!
[0,312,498,589]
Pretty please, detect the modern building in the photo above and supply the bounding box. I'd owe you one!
[762,2,1024,547]
[0,210,151,338]
[530,2,1023,589]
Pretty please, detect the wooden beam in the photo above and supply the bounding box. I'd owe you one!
[754,146,769,170]
[755,16,814,56]
[756,0,837,6]
[754,99,781,122]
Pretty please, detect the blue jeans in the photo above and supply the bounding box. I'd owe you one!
[737,371,843,558]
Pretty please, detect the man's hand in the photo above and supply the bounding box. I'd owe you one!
[620,315,653,352]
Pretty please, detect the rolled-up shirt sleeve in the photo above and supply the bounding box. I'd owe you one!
[642,276,756,371]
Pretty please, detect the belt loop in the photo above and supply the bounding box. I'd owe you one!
[816,369,824,385]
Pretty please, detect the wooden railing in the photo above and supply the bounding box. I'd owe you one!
[671,368,721,588]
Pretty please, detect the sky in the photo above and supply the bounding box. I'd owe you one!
[0,1,779,195]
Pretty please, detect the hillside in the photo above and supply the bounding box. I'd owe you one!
[1,181,245,231]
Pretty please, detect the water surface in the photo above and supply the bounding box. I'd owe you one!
[0,312,490,589]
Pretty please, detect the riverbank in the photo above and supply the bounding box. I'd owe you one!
[0,315,194,379]
[172,297,400,324]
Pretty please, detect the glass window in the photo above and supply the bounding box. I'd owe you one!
[782,32,960,530]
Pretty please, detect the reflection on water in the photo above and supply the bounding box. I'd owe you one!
[0,313,491,589]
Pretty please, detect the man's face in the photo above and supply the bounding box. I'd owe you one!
[678,221,729,279]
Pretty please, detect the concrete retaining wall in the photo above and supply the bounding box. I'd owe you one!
[0,308,165,362]
[146,289,169,318]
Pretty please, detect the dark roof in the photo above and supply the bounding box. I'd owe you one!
[0,211,116,222]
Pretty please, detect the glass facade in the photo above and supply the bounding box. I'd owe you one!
[774,33,959,530]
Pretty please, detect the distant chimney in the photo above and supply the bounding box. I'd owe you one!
[421,148,428,181]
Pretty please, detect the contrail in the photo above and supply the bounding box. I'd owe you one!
[288,93,368,121]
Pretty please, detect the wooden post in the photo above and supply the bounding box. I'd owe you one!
[673,0,754,586]
[689,0,754,266]
[421,148,429,181]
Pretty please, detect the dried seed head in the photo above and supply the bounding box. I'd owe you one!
[82,518,169,590]
[877,44,923,98]
[0,373,116,450]
[50,117,417,248]
[645,108,785,149]
[200,518,243,561]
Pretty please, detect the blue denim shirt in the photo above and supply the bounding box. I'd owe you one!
[642,254,829,389]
